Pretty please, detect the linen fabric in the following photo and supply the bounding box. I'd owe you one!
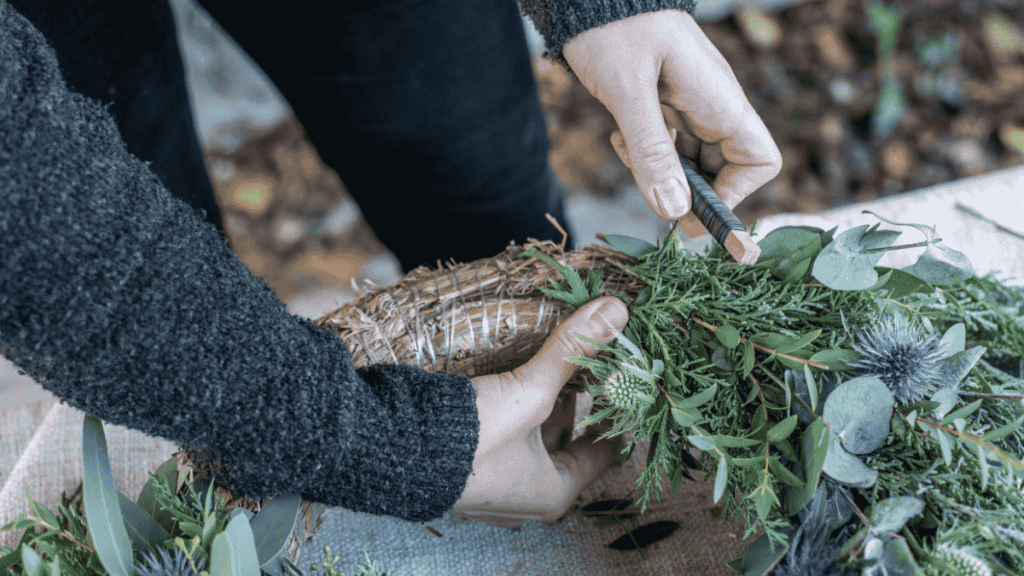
[0,0,696,525]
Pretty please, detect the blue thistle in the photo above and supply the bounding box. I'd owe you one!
[849,312,945,405]
[770,522,856,576]
[133,545,206,576]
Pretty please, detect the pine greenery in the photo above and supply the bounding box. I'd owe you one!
[531,221,1024,575]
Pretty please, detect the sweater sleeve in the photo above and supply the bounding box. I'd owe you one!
[518,0,699,69]
[0,0,478,523]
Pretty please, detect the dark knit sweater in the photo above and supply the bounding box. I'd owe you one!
[0,0,696,522]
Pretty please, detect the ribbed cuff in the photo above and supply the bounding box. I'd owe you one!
[520,0,698,69]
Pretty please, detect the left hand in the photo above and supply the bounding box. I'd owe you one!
[451,296,628,528]
[563,8,782,237]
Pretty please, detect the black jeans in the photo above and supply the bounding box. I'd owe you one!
[15,0,570,272]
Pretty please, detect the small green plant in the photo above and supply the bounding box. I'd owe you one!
[0,416,390,576]
[867,1,907,140]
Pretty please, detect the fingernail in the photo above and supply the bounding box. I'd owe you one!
[593,298,628,332]
[655,177,690,220]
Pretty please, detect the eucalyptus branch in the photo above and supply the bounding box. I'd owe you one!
[862,239,941,253]
[960,391,1024,400]
[914,417,1024,474]
[654,379,727,462]
[843,492,872,530]
[22,515,94,554]
[676,318,830,370]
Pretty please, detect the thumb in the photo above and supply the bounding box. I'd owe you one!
[608,103,692,221]
[511,297,629,402]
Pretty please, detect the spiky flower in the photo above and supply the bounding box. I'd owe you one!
[133,545,206,576]
[601,364,656,410]
[932,544,992,576]
[770,522,856,576]
[849,312,945,405]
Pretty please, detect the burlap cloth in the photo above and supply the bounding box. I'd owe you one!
[2,166,1022,575]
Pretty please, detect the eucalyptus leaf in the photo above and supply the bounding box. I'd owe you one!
[863,536,924,576]
[715,434,762,448]
[786,419,829,515]
[768,458,804,487]
[935,346,986,390]
[714,457,729,503]
[19,546,41,576]
[231,508,254,521]
[741,340,756,377]
[936,427,953,466]
[750,332,792,352]
[861,211,936,241]
[934,323,966,359]
[688,434,717,452]
[767,415,799,442]
[672,407,702,428]
[907,244,974,286]
[712,346,735,370]
[806,344,864,373]
[812,225,888,290]
[756,227,822,283]
[983,415,1024,442]
[82,416,134,576]
[209,514,261,576]
[780,258,812,284]
[860,229,903,251]
[940,399,983,426]
[778,349,816,371]
[860,210,974,286]
[873,267,934,299]
[868,496,924,534]
[604,234,658,258]
[20,492,58,535]
[677,384,719,409]
[250,494,302,568]
[822,376,894,454]
[821,432,878,488]
[746,477,781,524]
[116,491,170,555]
[738,525,795,576]
[790,370,837,424]
[717,324,741,349]
[775,330,822,355]
[137,458,178,519]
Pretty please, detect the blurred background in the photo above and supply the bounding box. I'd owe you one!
[167,0,1024,318]
[1,0,1022,404]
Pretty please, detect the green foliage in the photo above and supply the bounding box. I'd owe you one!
[539,214,1024,574]
[0,417,388,576]
[519,247,604,308]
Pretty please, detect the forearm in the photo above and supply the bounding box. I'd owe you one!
[0,1,478,522]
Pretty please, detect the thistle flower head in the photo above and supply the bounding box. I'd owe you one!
[601,364,655,410]
[134,545,206,576]
[770,522,856,576]
[849,312,945,405]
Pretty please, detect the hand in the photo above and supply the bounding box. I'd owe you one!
[563,9,782,237]
[451,296,629,528]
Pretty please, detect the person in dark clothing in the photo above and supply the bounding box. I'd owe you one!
[0,0,779,526]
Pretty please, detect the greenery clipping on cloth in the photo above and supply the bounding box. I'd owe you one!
[523,211,1024,576]
[0,416,391,576]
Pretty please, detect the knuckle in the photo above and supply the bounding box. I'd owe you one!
[630,137,677,164]
[554,324,592,358]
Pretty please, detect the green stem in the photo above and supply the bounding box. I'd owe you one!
[915,417,1024,474]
